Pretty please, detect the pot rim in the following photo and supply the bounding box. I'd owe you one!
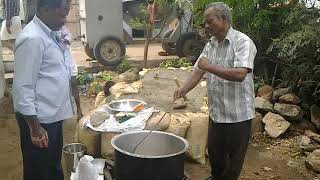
[111,130,189,159]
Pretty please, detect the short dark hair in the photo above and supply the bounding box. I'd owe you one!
[37,0,69,9]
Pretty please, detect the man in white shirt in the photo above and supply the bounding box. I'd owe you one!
[13,0,71,179]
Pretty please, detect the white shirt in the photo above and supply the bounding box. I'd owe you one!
[13,16,73,123]
[61,25,78,76]
[195,27,257,123]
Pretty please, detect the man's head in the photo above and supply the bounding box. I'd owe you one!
[204,2,232,38]
[37,0,70,31]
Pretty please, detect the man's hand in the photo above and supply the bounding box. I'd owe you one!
[63,40,70,46]
[173,88,187,102]
[77,108,83,120]
[6,19,12,34]
[197,57,210,71]
[30,126,49,148]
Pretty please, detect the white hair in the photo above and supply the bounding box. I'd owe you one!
[205,2,232,23]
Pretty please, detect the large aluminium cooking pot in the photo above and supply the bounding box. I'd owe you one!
[111,130,189,180]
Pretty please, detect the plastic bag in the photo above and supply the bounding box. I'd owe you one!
[74,155,99,180]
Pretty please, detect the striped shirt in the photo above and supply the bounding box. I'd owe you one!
[2,0,36,22]
[23,0,37,23]
[195,27,257,123]
[3,0,20,19]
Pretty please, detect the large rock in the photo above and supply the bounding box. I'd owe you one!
[279,93,301,105]
[300,135,311,147]
[273,87,291,101]
[306,149,320,172]
[300,135,320,152]
[262,112,291,138]
[274,103,303,121]
[257,85,274,102]
[110,81,143,97]
[255,97,273,112]
[119,68,140,83]
[305,130,320,144]
[251,112,264,136]
[311,105,320,129]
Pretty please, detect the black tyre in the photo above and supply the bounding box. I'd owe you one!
[161,29,176,54]
[94,36,126,66]
[176,32,205,60]
[84,44,95,59]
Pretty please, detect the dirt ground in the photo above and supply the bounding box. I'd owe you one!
[0,69,318,180]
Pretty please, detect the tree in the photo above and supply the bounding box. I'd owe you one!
[267,1,320,103]
[193,0,290,55]
[129,0,175,68]
[195,0,320,103]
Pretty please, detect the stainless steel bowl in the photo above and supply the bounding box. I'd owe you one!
[62,143,86,175]
[106,99,147,114]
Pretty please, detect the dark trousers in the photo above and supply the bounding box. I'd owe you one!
[208,118,252,180]
[16,113,64,180]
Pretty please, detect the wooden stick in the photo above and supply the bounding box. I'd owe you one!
[173,78,187,101]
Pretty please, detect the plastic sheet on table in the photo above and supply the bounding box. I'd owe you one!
[86,108,154,132]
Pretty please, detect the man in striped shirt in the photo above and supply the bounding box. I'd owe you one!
[1,0,36,50]
[2,0,37,24]
[174,2,257,180]
[1,0,22,50]
[23,0,37,23]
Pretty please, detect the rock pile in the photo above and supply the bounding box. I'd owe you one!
[253,85,319,138]
[253,85,320,173]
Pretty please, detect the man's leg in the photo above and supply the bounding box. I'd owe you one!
[208,119,228,180]
[42,121,64,180]
[71,76,83,120]
[16,113,64,180]
[16,113,50,180]
[226,120,252,180]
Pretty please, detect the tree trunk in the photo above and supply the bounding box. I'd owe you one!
[143,23,153,68]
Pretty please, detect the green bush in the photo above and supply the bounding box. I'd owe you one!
[88,81,104,96]
[267,2,320,102]
[253,76,266,93]
[193,0,290,54]
[159,58,192,68]
[76,71,93,85]
[117,56,132,73]
[101,72,113,82]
